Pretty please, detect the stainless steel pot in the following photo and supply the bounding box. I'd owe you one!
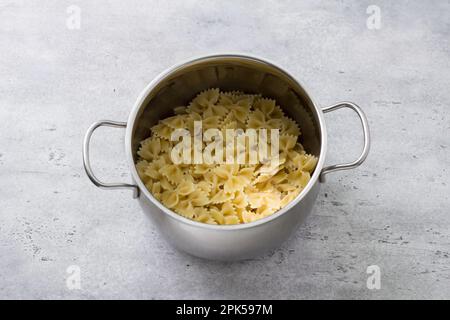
[82,54,370,261]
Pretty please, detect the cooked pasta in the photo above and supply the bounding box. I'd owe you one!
[135,88,318,225]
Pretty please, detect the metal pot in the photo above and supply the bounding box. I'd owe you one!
[82,54,370,261]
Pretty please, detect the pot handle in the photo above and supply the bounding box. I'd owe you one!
[82,120,139,198]
[320,102,370,182]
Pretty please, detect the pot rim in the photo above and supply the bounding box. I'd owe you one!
[125,53,328,231]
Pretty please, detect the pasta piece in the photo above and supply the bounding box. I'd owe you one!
[277,183,298,192]
[270,105,285,119]
[175,200,195,219]
[188,189,210,206]
[202,116,222,130]
[160,176,174,191]
[281,117,301,136]
[162,115,185,129]
[232,191,248,208]
[138,138,161,161]
[231,106,250,124]
[287,169,311,188]
[210,190,233,204]
[223,177,242,193]
[281,191,300,207]
[144,159,165,180]
[136,160,150,183]
[192,164,211,175]
[302,154,318,172]
[254,98,275,115]
[279,135,298,154]
[193,88,220,107]
[151,181,162,195]
[151,123,173,140]
[188,88,220,114]
[196,181,212,194]
[209,206,224,224]
[241,210,264,223]
[256,205,277,217]
[160,164,184,184]
[247,192,266,208]
[203,104,228,119]
[221,202,236,216]
[196,213,217,225]
[248,110,281,130]
[177,180,195,196]
[161,190,179,209]
[224,215,240,225]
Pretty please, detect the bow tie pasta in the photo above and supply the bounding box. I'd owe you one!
[136,89,318,225]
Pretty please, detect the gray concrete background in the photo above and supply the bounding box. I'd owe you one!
[0,0,449,299]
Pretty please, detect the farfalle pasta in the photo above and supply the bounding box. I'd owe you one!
[135,88,318,225]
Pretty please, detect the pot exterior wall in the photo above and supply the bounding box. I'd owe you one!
[137,179,321,261]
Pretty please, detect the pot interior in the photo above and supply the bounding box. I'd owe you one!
[131,55,322,165]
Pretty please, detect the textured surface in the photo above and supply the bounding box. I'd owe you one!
[0,0,449,299]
